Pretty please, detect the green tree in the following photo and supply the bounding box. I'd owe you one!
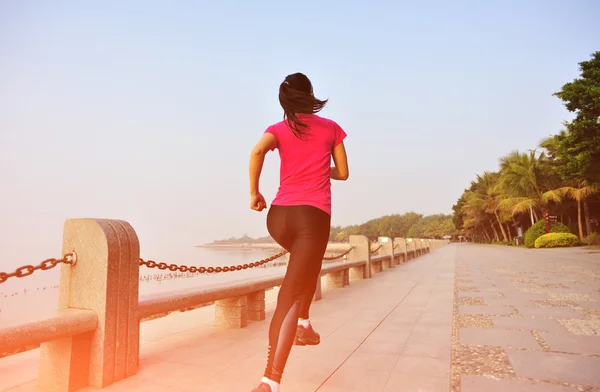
[407,214,454,238]
[497,150,562,226]
[556,181,599,240]
[463,171,509,242]
[451,193,467,231]
[552,51,600,184]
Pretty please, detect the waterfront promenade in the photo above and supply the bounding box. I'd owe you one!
[2,243,599,391]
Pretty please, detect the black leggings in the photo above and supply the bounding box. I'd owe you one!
[263,204,331,383]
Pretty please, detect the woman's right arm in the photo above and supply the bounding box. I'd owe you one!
[331,141,349,181]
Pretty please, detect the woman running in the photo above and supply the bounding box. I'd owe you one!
[248,72,349,392]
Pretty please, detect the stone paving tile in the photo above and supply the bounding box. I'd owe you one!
[539,332,600,355]
[459,327,541,349]
[515,306,585,319]
[321,364,391,391]
[459,305,514,316]
[341,352,399,373]
[476,286,506,293]
[576,301,600,310]
[411,321,452,336]
[557,318,600,336]
[458,291,503,299]
[491,316,569,333]
[506,349,600,387]
[357,335,408,356]
[383,355,450,392]
[401,331,452,360]
[316,386,350,392]
[0,381,37,392]
[484,298,530,307]
[504,293,554,301]
[461,375,579,391]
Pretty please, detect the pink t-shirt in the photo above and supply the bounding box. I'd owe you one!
[264,114,347,216]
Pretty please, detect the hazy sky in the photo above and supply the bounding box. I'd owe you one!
[1,1,599,270]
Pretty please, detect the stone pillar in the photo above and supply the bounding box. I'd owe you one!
[377,236,394,269]
[215,296,248,329]
[327,270,349,288]
[349,235,371,279]
[393,237,407,264]
[38,219,140,392]
[247,290,265,321]
[406,238,415,259]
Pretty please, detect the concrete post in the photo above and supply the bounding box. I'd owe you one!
[393,237,407,263]
[377,236,394,269]
[349,235,371,279]
[215,296,248,328]
[38,219,140,392]
[406,238,416,260]
[247,290,265,321]
[327,270,349,288]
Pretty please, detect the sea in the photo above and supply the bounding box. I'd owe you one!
[0,247,286,326]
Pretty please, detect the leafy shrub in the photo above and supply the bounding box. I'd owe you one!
[534,233,580,248]
[523,220,571,248]
[492,241,510,246]
[582,232,600,246]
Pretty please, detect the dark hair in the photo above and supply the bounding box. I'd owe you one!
[278,73,328,138]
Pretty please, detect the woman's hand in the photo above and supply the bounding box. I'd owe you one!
[250,193,267,212]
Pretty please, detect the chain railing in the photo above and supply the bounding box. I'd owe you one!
[0,246,358,286]
[322,246,355,260]
[0,253,77,285]
[140,246,357,273]
[370,244,383,253]
[139,250,289,274]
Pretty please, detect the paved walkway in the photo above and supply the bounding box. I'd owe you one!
[453,245,600,392]
[2,244,599,392]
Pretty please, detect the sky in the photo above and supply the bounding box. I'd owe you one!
[1,0,599,271]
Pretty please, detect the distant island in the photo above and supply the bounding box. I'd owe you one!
[204,234,276,245]
[196,234,280,250]
[199,212,457,247]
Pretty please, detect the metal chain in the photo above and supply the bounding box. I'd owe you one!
[322,246,355,260]
[139,250,289,274]
[140,246,357,273]
[0,246,358,284]
[0,253,77,284]
[370,244,383,253]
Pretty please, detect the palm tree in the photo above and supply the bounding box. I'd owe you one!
[460,175,510,243]
[497,150,563,226]
[556,181,599,240]
[463,215,492,242]
[463,172,509,242]
[541,135,599,238]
